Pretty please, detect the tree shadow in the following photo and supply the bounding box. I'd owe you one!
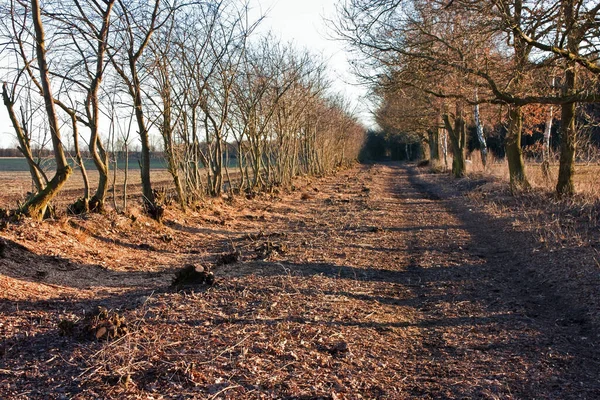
[0,284,182,398]
[405,165,593,325]
[401,164,600,392]
[68,220,175,254]
[383,224,464,232]
[214,259,479,287]
[165,219,245,237]
[2,162,600,398]
[0,237,175,290]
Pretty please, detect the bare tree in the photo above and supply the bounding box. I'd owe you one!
[336,0,600,193]
[2,81,48,192]
[0,0,73,219]
[109,0,172,219]
[48,0,117,212]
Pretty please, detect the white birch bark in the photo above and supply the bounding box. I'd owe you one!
[474,91,487,167]
[543,106,553,162]
[442,128,448,170]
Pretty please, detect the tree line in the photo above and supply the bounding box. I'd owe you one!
[336,0,600,195]
[0,0,364,220]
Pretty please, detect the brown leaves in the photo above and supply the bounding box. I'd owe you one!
[5,165,600,398]
[254,241,287,259]
[83,307,129,341]
[58,306,128,341]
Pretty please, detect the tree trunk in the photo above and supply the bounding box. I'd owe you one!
[474,102,487,167]
[505,105,529,189]
[542,105,553,179]
[442,128,448,171]
[556,99,577,195]
[504,0,529,190]
[237,140,245,192]
[443,112,466,178]
[2,83,47,192]
[166,142,185,209]
[69,112,91,214]
[129,59,155,211]
[161,96,186,209]
[89,136,109,212]
[123,143,129,211]
[87,1,114,213]
[427,127,440,162]
[111,140,118,212]
[212,136,223,196]
[224,142,233,195]
[22,0,72,220]
[556,13,579,196]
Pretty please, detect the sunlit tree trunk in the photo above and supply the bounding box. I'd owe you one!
[473,98,487,167]
[110,0,162,219]
[86,0,115,212]
[542,105,553,179]
[69,112,91,213]
[20,0,72,219]
[2,83,47,193]
[442,128,448,170]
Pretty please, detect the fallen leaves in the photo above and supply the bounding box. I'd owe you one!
[1,165,599,399]
[58,306,129,341]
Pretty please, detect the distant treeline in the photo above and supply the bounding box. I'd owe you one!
[360,110,600,164]
[0,148,165,160]
[0,143,241,161]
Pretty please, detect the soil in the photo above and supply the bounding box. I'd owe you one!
[1,163,599,399]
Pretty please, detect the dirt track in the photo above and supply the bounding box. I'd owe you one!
[1,163,599,399]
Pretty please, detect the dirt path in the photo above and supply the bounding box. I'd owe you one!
[1,163,599,399]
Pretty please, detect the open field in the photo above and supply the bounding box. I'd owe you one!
[0,160,244,210]
[0,169,175,210]
[0,157,169,172]
[1,163,599,398]
[2,159,600,211]
[460,154,600,198]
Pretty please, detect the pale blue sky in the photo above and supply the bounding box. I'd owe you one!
[0,0,371,148]
[250,0,371,119]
